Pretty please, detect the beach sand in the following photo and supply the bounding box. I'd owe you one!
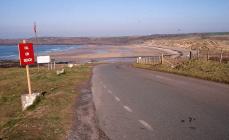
[49,44,173,63]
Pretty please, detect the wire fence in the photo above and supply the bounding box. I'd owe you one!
[191,48,229,63]
[136,48,229,67]
[136,54,164,65]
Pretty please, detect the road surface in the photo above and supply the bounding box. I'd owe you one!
[92,63,229,140]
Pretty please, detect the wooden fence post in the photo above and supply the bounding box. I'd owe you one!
[161,54,164,64]
[189,51,192,60]
[220,49,223,63]
[197,48,200,59]
[207,48,210,61]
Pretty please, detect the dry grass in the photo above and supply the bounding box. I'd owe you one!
[144,34,229,51]
[0,65,92,139]
[134,60,229,84]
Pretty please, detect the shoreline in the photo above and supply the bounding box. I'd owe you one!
[0,43,186,67]
[0,60,20,68]
[49,44,170,62]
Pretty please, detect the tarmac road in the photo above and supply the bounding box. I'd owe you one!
[92,63,229,140]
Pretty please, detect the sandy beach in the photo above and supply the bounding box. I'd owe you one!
[49,44,182,63]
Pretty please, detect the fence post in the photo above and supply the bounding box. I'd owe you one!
[54,61,56,70]
[189,51,192,60]
[220,49,223,63]
[197,48,200,59]
[207,48,210,61]
[161,54,164,64]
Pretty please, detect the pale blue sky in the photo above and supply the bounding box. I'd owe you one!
[0,0,229,38]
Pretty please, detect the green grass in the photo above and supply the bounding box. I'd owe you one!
[134,60,229,84]
[0,65,92,139]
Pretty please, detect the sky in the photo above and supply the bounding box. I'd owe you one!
[0,0,229,38]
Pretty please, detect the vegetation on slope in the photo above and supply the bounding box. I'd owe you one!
[134,60,229,84]
[0,65,92,139]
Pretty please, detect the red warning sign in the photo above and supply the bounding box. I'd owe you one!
[18,43,35,65]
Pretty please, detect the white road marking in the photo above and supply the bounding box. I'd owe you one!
[108,89,112,94]
[138,120,153,131]
[155,75,171,81]
[115,96,121,102]
[123,105,133,113]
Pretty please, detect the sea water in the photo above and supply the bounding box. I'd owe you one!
[0,45,81,60]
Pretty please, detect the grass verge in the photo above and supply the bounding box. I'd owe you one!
[134,60,229,84]
[0,65,92,139]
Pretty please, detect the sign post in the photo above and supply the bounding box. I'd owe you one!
[26,65,32,95]
[18,40,34,95]
[18,40,40,110]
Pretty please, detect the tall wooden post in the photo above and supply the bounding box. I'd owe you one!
[26,65,32,95]
[23,40,32,95]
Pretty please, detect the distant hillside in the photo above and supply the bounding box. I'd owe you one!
[145,33,229,50]
[0,36,151,45]
[0,32,229,45]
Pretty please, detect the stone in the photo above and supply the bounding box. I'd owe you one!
[21,93,40,111]
[68,64,74,68]
[56,69,65,75]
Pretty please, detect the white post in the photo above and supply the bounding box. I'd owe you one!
[51,62,53,70]
[54,61,56,70]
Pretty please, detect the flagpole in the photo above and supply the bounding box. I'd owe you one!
[33,22,39,71]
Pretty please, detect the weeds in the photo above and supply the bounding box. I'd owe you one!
[134,60,229,84]
[0,65,92,139]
